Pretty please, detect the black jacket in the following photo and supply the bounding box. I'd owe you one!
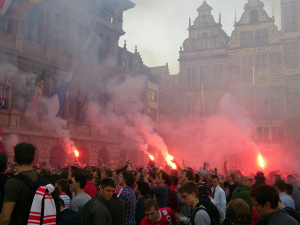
[58,208,81,225]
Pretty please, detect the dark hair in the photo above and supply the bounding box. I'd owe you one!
[170,175,179,186]
[250,185,279,209]
[40,168,50,177]
[56,179,70,192]
[286,184,293,195]
[273,174,281,181]
[59,170,68,179]
[103,169,113,178]
[195,174,200,183]
[183,170,195,181]
[287,175,295,179]
[149,171,156,180]
[82,166,93,180]
[121,171,135,188]
[161,172,171,187]
[14,143,36,165]
[226,198,250,225]
[73,172,87,189]
[100,178,116,189]
[228,173,235,180]
[59,196,65,208]
[0,152,7,173]
[178,181,199,197]
[274,179,286,192]
[143,198,158,211]
[198,183,208,196]
[211,175,219,181]
[137,180,150,196]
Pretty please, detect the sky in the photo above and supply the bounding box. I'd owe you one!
[120,0,281,74]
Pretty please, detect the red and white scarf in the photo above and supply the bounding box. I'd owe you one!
[27,184,56,225]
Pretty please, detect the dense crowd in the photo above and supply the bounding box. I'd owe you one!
[0,142,300,225]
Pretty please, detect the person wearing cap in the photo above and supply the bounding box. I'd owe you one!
[232,176,253,213]
[252,171,266,189]
[198,170,208,183]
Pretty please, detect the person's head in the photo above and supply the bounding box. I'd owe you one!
[99,178,116,201]
[198,169,206,180]
[156,171,171,186]
[143,198,160,223]
[272,174,281,184]
[14,143,36,166]
[286,183,293,196]
[242,176,253,189]
[236,174,244,183]
[170,175,179,186]
[39,168,50,177]
[55,179,69,193]
[119,171,135,188]
[211,175,219,188]
[0,152,8,173]
[226,198,251,225]
[181,169,195,183]
[287,175,297,185]
[198,183,208,197]
[250,184,279,217]
[178,181,199,207]
[274,179,286,193]
[70,172,87,191]
[92,177,101,189]
[101,169,112,180]
[82,166,93,180]
[226,172,235,183]
[255,171,266,182]
[135,180,150,197]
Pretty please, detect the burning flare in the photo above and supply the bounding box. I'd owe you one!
[258,154,264,169]
[167,155,177,169]
[74,148,79,158]
[149,155,155,161]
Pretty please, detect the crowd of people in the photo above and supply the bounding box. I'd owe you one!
[0,142,300,225]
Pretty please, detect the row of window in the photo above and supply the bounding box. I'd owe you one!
[284,5,298,32]
[241,29,268,47]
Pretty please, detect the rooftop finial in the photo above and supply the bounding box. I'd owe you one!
[234,9,237,23]
[203,0,206,3]
[135,45,137,53]
[272,4,274,18]
[124,40,126,48]
[189,17,191,27]
[219,12,221,24]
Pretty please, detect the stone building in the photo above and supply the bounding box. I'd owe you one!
[0,0,153,167]
[179,0,300,153]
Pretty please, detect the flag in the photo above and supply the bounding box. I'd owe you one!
[0,73,13,107]
[30,68,45,113]
[7,0,42,20]
[79,91,94,123]
[0,0,12,15]
[80,27,95,51]
[47,71,73,117]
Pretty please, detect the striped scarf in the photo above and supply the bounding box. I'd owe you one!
[27,184,56,225]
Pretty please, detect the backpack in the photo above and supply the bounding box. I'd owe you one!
[280,207,300,224]
[14,172,60,225]
[190,202,219,225]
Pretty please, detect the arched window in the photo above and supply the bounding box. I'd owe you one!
[250,9,258,24]
[201,33,209,49]
[50,145,66,167]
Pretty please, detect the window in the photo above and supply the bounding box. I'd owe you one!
[271,87,283,117]
[214,64,223,85]
[214,36,219,48]
[242,55,254,81]
[201,33,208,49]
[272,127,284,142]
[287,79,299,112]
[148,89,157,101]
[187,67,196,88]
[0,19,11,33]
[257,127,269,142]
[255,54,268,78]
[255,29,268,46]
[269,52,282,77]
[250,9,258,24]
[147,107,157,121]
[53,14,68,53]
[24,20,43,44]
[284,6,298,32]
[285,42,299,68]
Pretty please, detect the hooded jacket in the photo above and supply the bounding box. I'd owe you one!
[232,183,253,211]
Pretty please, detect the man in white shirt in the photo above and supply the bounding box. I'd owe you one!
[211,175,226,224]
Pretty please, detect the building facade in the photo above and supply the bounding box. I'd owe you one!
[179,0,300,152]
[0,0,156,167]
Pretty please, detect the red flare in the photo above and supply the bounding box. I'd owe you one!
[258,154,264,169]
[149,155,155,161]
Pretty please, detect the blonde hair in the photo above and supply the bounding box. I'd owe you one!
[226,199,250,225]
